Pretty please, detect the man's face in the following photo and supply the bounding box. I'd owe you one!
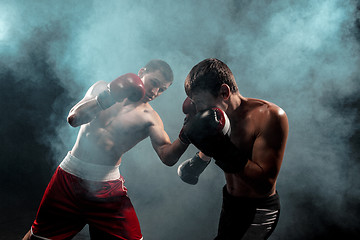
[190,90,222,112]
[141,70,171,102]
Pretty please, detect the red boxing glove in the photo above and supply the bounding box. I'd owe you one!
[182,97,197,116]
[179,97,197,145]
[109,73,145,102]
[96,73,145,110]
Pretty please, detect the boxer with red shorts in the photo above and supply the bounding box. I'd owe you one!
[23,60,189,240]
[30,153,142,240]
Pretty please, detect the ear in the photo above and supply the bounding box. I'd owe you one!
[138,68,146,78]
[219,84,231,100]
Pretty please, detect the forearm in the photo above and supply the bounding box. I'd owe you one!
[67,98,102,127]
[198,151,211,161]
[237,160,275,191]
[158,139,189,166]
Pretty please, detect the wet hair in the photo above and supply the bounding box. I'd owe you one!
[144,59,174,83]
[185,58,238,98]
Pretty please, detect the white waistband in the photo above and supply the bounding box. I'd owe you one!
[59,152,120,181]
[30,228,51,240]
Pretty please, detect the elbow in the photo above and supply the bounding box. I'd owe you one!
[157,143,182,167]
[67,113,79,127]
[163,160,176,167]
[161,155,178,167]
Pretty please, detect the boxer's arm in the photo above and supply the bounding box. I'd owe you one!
[241,106,289,189]
[67,81,108,127]
[149,111,188,166]
[68,73,145,127]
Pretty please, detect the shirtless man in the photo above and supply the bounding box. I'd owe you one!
[23,59,187,240]
[177,58,289,239]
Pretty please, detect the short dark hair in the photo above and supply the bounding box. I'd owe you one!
[185,58,238,98]
[144,59,173,83]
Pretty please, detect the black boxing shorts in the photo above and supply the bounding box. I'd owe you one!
[214,185,280,240]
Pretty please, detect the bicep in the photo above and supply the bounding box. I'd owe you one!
[250,111,289,179]
[148,114,171,156]
[251,136,282,180]
[149,123,171,154]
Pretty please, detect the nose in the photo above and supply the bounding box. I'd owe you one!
[151,87,159,96]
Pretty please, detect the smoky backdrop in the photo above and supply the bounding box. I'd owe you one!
[0,0,359,239]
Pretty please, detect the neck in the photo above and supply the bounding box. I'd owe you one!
[226,93,244,116]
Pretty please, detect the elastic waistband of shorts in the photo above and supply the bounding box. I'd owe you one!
[59,152,120,181]
[222,185,280,206]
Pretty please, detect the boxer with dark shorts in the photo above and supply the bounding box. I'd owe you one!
[177,58,289,239]
[23,60,189,240]
[215,186,280,240]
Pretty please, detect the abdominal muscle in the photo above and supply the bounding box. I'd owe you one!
[225,172,276,199]
[70,128,123,166]
[70,106,151,166]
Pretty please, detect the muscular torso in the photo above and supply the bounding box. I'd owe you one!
[225,98,287,198]
[71,102,154,166]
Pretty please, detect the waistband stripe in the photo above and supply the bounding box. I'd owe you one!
[59,152,120,181]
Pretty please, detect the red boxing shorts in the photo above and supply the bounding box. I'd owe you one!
[31,153,143,240]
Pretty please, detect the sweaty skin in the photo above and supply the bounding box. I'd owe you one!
[191,89,288,198]
[69,69,186,167]
[22,68,186,240]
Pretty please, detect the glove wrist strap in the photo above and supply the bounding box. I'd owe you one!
[96,87,116,110]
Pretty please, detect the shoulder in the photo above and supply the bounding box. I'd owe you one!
[147,104,165,127]
[266,102,288,127]
[136,103,163,127]
[249,98,287,122]
[255,100,289,141]
[245,98,288,134]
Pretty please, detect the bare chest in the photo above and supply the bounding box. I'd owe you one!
[230,116,257,159]
[94,105,152,144]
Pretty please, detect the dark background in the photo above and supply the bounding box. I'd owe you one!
[1,0,359,239]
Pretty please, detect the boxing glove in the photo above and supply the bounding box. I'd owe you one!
[96,73,145,110]
[182,97,197,116]
[179,97,197,145]
[177,152,210,185]
[181,107,230,148]
[182,108,247,173]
